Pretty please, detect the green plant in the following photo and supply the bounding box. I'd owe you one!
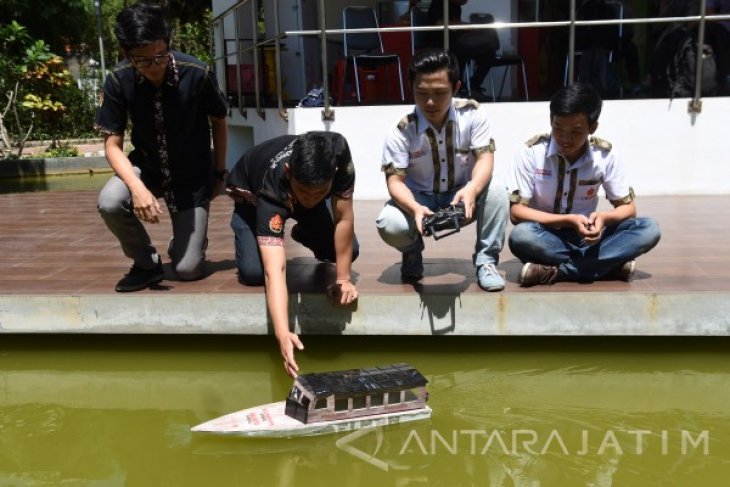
[20,55,71,148]
[36,142,80,158]
[171,11,212,63]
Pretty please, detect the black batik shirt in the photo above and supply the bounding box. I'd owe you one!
[226,132,356,245]
[95,51,228,212]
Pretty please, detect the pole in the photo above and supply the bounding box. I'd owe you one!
[94,0,107,81]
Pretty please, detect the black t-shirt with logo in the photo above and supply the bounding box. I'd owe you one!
[227,132,355,240]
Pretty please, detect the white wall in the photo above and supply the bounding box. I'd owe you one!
[224,96,730,199]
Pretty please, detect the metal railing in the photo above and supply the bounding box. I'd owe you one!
[211,0,730,119]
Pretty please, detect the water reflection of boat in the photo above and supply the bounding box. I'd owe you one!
[191,363,431,437]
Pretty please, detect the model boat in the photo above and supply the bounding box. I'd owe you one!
[191,363,431,437]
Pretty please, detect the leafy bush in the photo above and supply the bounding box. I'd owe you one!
[1,20,96,153]
[34,142,80,158]
[171,11,212,64]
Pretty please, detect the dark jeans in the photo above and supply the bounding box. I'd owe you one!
[230,200,360,285]
[508,217,661,281]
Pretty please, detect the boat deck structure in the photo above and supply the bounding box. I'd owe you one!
[1,189,728,336]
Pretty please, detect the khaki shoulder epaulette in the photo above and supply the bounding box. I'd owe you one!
[525,133,550,147]
[453,98,480,110]
[590,136,613,152]
[397,112,417,131]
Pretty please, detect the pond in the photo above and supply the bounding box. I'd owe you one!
[0,172,112,194]
[1,335,728,486]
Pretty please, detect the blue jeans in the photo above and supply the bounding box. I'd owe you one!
[375,179,509,267]
[231,199,360,285]
[508,218,661,281]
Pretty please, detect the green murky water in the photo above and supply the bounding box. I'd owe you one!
[1,335,728,486]
[0,172,112,194]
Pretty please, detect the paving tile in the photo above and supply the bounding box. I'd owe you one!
[0,192,729,297]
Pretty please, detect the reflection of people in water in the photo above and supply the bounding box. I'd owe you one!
[425,0,500,99]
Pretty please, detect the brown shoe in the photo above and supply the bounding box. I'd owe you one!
[607,260,636,281]
[519,263,559,287]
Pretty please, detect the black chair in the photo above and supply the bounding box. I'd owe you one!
[410,5,432,54]
[469,13,529,101]
[564,0,624,96]
[342,6,405,103]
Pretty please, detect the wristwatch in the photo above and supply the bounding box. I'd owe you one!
[215,169,228,181]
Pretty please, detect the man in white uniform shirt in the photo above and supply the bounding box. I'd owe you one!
[507,83,661,286]
[376,49,509,291]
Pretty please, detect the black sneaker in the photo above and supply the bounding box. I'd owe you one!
[401,249,424,282]
[115,261,164,292]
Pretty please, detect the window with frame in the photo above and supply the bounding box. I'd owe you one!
[404,388,418,402]
[387,391,401,404]
[370,393,384,406]
[335,397,349,411]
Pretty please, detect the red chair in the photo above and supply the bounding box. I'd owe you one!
[340,6,405,104]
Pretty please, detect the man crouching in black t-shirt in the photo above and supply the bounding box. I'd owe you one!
[227,132,359,378]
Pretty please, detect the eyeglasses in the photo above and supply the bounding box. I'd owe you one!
[130,52,170,68]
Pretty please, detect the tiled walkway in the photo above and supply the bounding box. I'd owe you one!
[1,190,729,335]
[1,190,728,294]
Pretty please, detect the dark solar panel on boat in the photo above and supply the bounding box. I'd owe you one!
[295,363,427,398]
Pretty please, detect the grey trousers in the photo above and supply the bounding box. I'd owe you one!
[97,169,209,281]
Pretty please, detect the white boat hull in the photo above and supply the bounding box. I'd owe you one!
[191,401,432,438]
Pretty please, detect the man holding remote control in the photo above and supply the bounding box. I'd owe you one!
[375,48,509,291]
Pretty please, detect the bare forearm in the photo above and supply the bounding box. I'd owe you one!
[469,153,494,195]
[334,217,354,282]
[265,268,290,338]
[510,203,577,228]
[599,202,636,226]
[386,176,420,215]
[104,136,145,192]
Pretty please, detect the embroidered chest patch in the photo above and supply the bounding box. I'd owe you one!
[269,214,284,233]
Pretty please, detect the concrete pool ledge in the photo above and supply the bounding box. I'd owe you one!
[2,291,729,336]
[0,156,111,178]
[2,192,729,337]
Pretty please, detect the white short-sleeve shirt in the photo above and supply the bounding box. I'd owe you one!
[507,133,633,216]
[381,98,495,193]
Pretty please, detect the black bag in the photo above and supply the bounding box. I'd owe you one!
[422,202,468,240]
[668,30,718,98]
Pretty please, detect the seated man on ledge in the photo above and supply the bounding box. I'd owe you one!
[227,132,359,378]
[375,48,509,291]
[507,83,661,287]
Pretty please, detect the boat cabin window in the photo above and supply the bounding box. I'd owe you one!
[335,397,348,411]
[370,393,384,407]
[352,395,366,410]
[388,391,400,404]
[314,398,327,409]
[289,386,303,402]
[404,389,418,402]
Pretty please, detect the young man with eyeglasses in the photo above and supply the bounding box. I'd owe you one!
[95,2,228,292]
